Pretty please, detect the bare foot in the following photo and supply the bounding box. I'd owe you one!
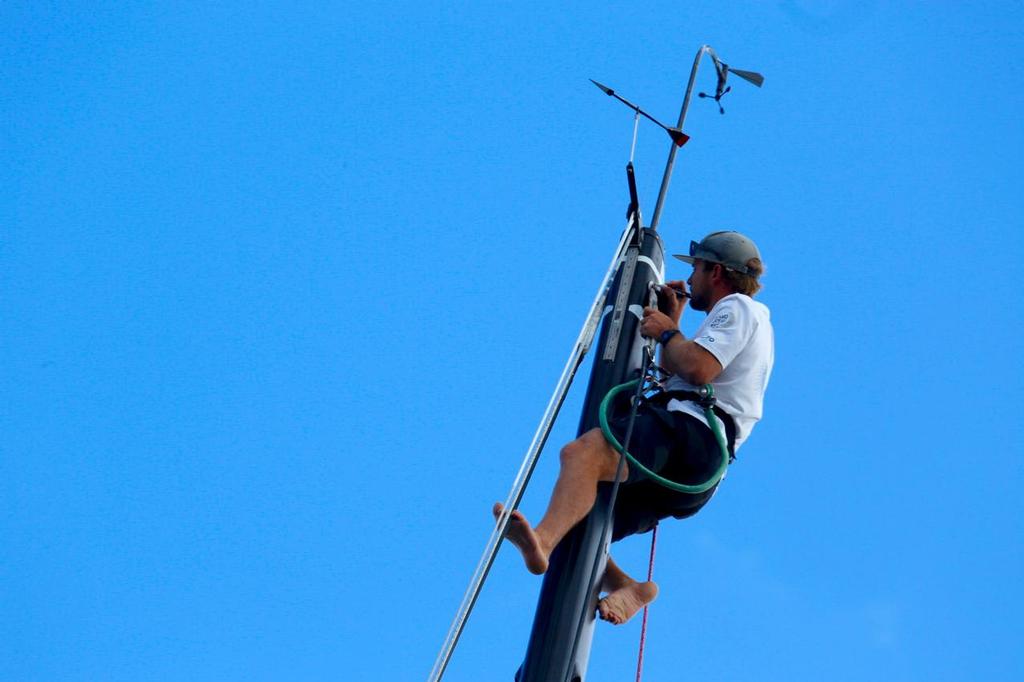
[493,503,548,575]
[597,581,658,625]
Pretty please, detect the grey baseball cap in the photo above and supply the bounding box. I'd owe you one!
[673,230,762,275]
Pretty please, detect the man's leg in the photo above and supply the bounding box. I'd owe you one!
[597,556,658,625]
[493,427,627,575]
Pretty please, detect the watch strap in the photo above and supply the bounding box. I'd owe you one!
[659,329,681,346]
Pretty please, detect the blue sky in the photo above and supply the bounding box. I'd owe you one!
[3,2,1023,681]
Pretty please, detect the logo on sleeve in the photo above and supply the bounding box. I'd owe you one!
[709,311,730,329]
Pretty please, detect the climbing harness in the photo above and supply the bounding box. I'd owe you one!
[598,363,734,495]
[568,289,739,669]
[597,343,734,682]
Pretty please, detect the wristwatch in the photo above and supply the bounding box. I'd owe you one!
[659,329,680,346]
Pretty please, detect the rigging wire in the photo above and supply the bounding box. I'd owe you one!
[427,222,638,682]
[635,524,658,682]
[629,110,641,163]
[565,335,659,672]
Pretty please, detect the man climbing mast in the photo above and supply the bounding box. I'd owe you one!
[495,230,774,624]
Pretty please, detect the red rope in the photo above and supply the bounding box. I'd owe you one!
[635,524,658,682]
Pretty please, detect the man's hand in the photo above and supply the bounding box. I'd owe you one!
[640,308,676,340]
[656,280,688,324]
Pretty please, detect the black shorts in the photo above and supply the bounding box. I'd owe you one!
[605,400,722,541]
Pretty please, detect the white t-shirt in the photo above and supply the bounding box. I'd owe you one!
[662,293,774,451]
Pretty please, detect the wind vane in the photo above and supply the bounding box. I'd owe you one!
[590,79,691,148]
[697,53,765,114]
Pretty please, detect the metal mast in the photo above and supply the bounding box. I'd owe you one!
[428,44,763,682]
[516,45,763,682]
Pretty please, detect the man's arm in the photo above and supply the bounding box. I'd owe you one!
[640,280,723,385]
[658,334,722,385]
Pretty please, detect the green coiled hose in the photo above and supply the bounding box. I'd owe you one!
[598,379,730,494]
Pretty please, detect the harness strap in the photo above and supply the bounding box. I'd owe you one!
[600,380,729,495]
[644,390,738,462]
